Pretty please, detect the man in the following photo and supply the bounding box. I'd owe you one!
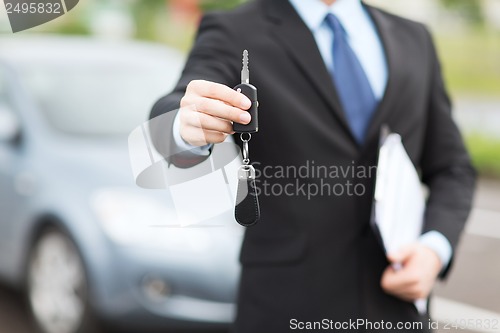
[150,0,476,331]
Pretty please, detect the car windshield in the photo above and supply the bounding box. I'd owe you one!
[18,60,180,136]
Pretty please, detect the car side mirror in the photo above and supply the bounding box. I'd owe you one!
[0,103,20,143]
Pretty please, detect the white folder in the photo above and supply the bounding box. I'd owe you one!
[372,129,427,314]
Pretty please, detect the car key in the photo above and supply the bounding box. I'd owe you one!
[233,50,258,133]
[233,50,260,227]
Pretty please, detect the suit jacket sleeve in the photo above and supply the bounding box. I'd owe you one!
[419,27,477,278]
[149,13,240,168]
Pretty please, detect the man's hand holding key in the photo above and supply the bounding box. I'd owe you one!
[179,80,252,147]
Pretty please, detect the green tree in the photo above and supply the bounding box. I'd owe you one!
[131,0,167,41]
[439,0,484,25]
[199,0,247,11]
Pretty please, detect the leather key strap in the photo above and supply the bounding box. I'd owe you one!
[235,165,260,227]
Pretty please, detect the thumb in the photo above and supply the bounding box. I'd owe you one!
[387,244,416,264]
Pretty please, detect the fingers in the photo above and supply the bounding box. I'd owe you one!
[181,126,229,147]
[387,244,417,264]
[381,266,418,290]
[181,109,235,134]
[381,266,422,301]
[184,96,251,124]
[381,244,441,301]
[186,80,251,110]
[382,246,420,300]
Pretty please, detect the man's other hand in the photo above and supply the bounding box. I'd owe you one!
[179,80,252,147]
[380,243,442,302]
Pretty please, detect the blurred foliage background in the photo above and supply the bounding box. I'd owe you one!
[1,0,499,178]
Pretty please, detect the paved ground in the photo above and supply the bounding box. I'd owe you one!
[432,180,500,333]
[1,180,499,333]
[0,286,35,333]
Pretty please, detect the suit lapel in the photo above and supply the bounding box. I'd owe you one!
[362,5,402,150]
[263,0,358,145]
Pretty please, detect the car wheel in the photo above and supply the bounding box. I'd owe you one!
[27,227,101,333]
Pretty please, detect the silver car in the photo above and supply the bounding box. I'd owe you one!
[0,36,242,333]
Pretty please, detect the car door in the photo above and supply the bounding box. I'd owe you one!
[0,64,25,274]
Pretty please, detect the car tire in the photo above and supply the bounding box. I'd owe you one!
[26,227,103,333]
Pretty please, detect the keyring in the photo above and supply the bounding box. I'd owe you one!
[242,140,249,165]
[241,133,251,165]
[240,133,252,142]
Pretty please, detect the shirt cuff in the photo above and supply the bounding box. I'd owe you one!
[172,110,212,156]
[418,231,453,272]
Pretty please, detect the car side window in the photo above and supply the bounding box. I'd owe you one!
[0,66,16,112]
[0,67,6,103]
[0,67,11,107]
[0,65,22,143]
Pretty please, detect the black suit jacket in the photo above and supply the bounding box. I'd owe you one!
[150,0,476,331]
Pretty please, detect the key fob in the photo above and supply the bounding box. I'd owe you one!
[235,164,260,226]
[233,83,258,133]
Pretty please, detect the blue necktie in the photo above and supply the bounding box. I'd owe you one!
[326,14,378,144]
